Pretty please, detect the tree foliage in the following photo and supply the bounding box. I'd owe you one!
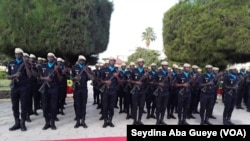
[127,47,161,67]
[163,0,250,69]
[0,0,113,65]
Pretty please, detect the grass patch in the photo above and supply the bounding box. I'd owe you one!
[0,79,10,91]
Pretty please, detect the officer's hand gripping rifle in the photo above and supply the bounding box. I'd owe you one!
[99,69,119,93]
[9,61,25,89]
[130,72,148,95]
[38,69,56,94]
[153,76,168,96]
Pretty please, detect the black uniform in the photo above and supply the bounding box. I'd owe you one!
[145,70,157,119]
[236,71,247,109]
[222,72,239,125]
[245,74,250,112]
[27,62,39,121]
[117,69,126,113]
[8,59,30,131]
[188,72,200,118]
[131,67,147,125]
[100,66,119,127]
[72,64,89,128]
[176,71,192,125]
[167,71,178,119]
[154,70,170,125]
[58,64,67,115]
[199,72,215,125]
[93,68,101,105]
[40,62,61,129]
[123,70,133,119]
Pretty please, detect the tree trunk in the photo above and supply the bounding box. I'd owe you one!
[146,40,150,48]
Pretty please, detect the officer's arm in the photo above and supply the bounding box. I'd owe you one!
[55,66,62,81]
[24,60,32,78]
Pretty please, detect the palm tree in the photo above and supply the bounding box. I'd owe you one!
[142,27,157,48]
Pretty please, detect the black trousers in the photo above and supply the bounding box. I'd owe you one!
[247,87,250,110]
[188,87,200,115]
[58,84,67,110]
[27,83,39,114]
[177,93,191,120]
[199,92,214,119]
[11,85,29,120]
[102,90,117,121]
[223,90,237,119]
[155,93,169,119]
[73,88,88,120]
[93,86,100,104]
[42,86,59,122]
[167,88,178,115]
[124,88,132,115]
[118,88,125,111]
[132,91,145,121]
[236,86,246,107]
[146,90,156,115]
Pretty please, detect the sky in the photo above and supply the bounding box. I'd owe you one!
[98,0,179,61]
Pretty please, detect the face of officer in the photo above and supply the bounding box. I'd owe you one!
[29,58,36,63]
[47,56,54,63]
[184,67,190,72]
[151,66,156,71]
[15,53,23,59]
[206,68,212,73]
[162,65,168,71]
[137,61,144,68]
[109,59,115,66]
[130,65,135,69]
[78,59,85,65]
[193,68,198,73]
[57,61,63,65]
[121,65,126,70]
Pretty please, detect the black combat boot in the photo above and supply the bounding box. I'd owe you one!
[50,120,57,130]
[81,119,88,128]
[74,119,81,128]
[160,116,167,125]
[108,117,115,127]
[20,119,27,131]
[9,118,20,131]
[182,119,189,125]
[227,116,234,125]
[26,114,31,122]
[103,120,109,128]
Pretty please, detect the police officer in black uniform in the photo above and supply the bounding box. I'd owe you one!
[57,58,67,115]
[100,57,121,128]
[154,61,170,125]
[72,55,90,128]
[118,63,127,113]
[199,65,215,125]
[28,54,40,116]
[175,63,192,125]
[167,64,178,119]
[124,62,135,119]
[130,58,148,125]
[25,54,39,122]
[236,67,247,109]
[7,48,32,131]
[145,63,157,119]
[245,69,250,112]
[40,52,62,130]
[187,65,200,119]
[93,64,101,105]
[223,66,240,125]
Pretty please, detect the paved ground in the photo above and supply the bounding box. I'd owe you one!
[0,83,250,141]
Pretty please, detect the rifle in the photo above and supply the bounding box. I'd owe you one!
[228,78,241,96]
[73,64,94,88]
[9,62,25,89]
[99,69,119,93]
[200,72,223,93]
[153,76,168,96]
[178,77,192,95]
[38,69,56,94]
[130,73,148,95]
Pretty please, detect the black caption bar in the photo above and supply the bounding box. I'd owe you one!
[127,125,250,141]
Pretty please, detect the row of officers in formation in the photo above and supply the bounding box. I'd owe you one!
[7,48,250,131]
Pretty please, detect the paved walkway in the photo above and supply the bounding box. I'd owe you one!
[0,83,250,141]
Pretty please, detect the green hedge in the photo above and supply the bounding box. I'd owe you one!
[0,71,7,79]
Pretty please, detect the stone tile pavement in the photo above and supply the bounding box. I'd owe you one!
[0,83,249,141]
